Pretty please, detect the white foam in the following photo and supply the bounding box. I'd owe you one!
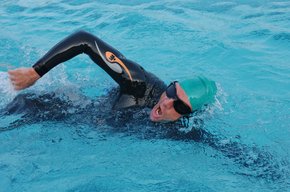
[213,83,228,111]
[0,72,18,106]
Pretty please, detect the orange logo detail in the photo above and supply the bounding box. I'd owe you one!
[105,52,132,81]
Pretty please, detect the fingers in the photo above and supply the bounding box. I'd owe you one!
[8,69,15,75]
[10,80,25,91]
[9,75,17,82]
[10,79,19,90]
[8,70,22,90]
[8,69,19,76]
[8,69,19,79]
[8,67,26,74]
[8,71,19,85]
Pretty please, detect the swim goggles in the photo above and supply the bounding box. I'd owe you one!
[165,81,192,115]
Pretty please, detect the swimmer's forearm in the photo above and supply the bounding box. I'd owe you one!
[32,30,101,77]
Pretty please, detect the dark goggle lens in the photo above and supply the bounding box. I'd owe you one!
[173,100,192,115]
[165,82,177,99]
[166,82,191,115]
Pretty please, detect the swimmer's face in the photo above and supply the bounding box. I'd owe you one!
[150,82,192,122]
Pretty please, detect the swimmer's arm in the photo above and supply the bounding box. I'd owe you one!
[33,30,146,82]
[11,30,146,91]
[8,68,40,90]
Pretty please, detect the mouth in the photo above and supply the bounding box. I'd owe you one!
[150,105,162,121]
[156,106,162,116]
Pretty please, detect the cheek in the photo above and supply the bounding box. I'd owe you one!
[172,113,181,121]
[164,108,181,121]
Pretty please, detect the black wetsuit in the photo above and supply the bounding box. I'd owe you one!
[33,30,166,109]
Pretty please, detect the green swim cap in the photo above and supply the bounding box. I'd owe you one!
[179,76,217,112]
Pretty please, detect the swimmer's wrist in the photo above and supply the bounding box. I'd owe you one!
[30,68,41,81]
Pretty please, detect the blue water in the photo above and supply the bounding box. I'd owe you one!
[1,0,290,191]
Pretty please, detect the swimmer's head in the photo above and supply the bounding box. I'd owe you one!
[150,76,217,122]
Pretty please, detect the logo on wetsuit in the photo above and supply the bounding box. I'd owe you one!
[95,41,132,81]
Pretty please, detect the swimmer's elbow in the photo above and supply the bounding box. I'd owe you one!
[73,30,97,42]
[74,30,91,37]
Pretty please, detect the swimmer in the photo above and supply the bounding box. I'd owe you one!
[7,30,217,122]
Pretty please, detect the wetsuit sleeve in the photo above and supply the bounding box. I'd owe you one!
[32,30,147,97]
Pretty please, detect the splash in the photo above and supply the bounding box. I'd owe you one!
[0,72,17,107]
[178,82,227,133]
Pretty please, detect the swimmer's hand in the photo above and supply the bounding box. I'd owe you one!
[8,68,40,90]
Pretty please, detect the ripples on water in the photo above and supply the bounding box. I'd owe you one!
[0,0,290,191]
